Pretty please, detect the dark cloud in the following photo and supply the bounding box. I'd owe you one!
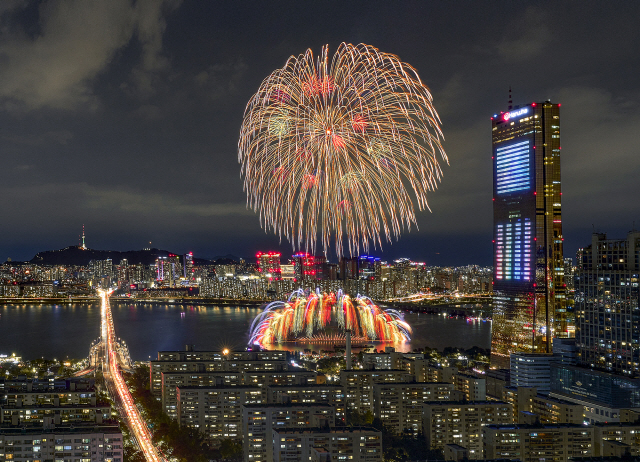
[496,7,552,62]
[0,1,639,265]
[0,0,180,110]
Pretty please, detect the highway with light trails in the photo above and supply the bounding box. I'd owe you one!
[98,289,165,462]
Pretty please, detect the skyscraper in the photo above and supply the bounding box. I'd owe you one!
[291,252,326,281]
[575,231,640,375]
[256,251,281,279]
[183,251,194,279]
[491,101,566,367]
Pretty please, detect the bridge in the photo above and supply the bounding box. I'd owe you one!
[97,289,165,462]
[384,292,492,304]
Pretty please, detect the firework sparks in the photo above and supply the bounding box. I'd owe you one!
[248,289,412,347]
[238,42,447,258]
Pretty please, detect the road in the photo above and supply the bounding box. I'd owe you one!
[99,289,165,462]
[386,292,493,303]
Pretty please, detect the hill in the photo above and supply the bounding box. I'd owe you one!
[3,246,244,267]
[26,246,175,266]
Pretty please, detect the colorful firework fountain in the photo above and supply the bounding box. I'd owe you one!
[248,289,411,347]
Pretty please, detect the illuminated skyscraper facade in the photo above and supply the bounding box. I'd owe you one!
[575,231,640,375]
[257,252,282,279]
[491,101,566,367]
[183,252,194,279]
[291,252,326,281]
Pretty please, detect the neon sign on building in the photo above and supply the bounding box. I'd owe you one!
[503,107,529,121]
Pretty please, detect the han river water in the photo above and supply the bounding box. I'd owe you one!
[0,301,491,360]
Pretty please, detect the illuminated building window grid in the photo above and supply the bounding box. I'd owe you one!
[496,140,531,195]
[495,218,532,281]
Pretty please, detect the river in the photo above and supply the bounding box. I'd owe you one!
[0,301,491,360]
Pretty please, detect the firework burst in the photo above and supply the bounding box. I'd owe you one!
[248,289,411,347]
[238,42,447,258]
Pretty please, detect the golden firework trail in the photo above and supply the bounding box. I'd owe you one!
[238,43,447,258]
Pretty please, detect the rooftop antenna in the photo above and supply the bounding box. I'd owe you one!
[508,86,513,110]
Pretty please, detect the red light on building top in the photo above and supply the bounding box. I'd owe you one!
[558,103,561,107]
[532,102,536,107]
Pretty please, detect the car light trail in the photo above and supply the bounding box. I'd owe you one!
[98,290,165,462]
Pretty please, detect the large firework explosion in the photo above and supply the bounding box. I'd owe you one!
[238,42,447,258]
[248,289,411,347]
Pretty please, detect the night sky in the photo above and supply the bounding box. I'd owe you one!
[1,1,639,266]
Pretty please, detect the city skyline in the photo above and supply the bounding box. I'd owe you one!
[1,2,639,266]
[4,4,640,460]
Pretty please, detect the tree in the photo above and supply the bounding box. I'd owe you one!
[218,439,242,460]
[346,409,373,426]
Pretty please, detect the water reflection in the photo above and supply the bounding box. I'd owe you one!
[0,302,491,360]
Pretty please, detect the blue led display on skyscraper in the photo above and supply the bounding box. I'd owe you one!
[496,140,531,195]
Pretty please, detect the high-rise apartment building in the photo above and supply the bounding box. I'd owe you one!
[242,404,335,462]
[483,424,594,461]
[423,401,513,459]
[491,101,566,367]
[256,252,281,279]
[183,251,194,279]
[509,353,555,394]
[271,427,382,462]
[292,252,315,280]
[575,231,640,375]
[358,255,381,280]
[0,426,124,462]
[292,252,326,281]
[340,256,359,280]
[156,254,181,286]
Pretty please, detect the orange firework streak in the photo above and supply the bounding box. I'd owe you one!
[305,295,317,335]
[322,296,332,325]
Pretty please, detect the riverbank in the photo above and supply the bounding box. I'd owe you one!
[0,297,98,303]
[110,297,267,306]
[0,296,267,306]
